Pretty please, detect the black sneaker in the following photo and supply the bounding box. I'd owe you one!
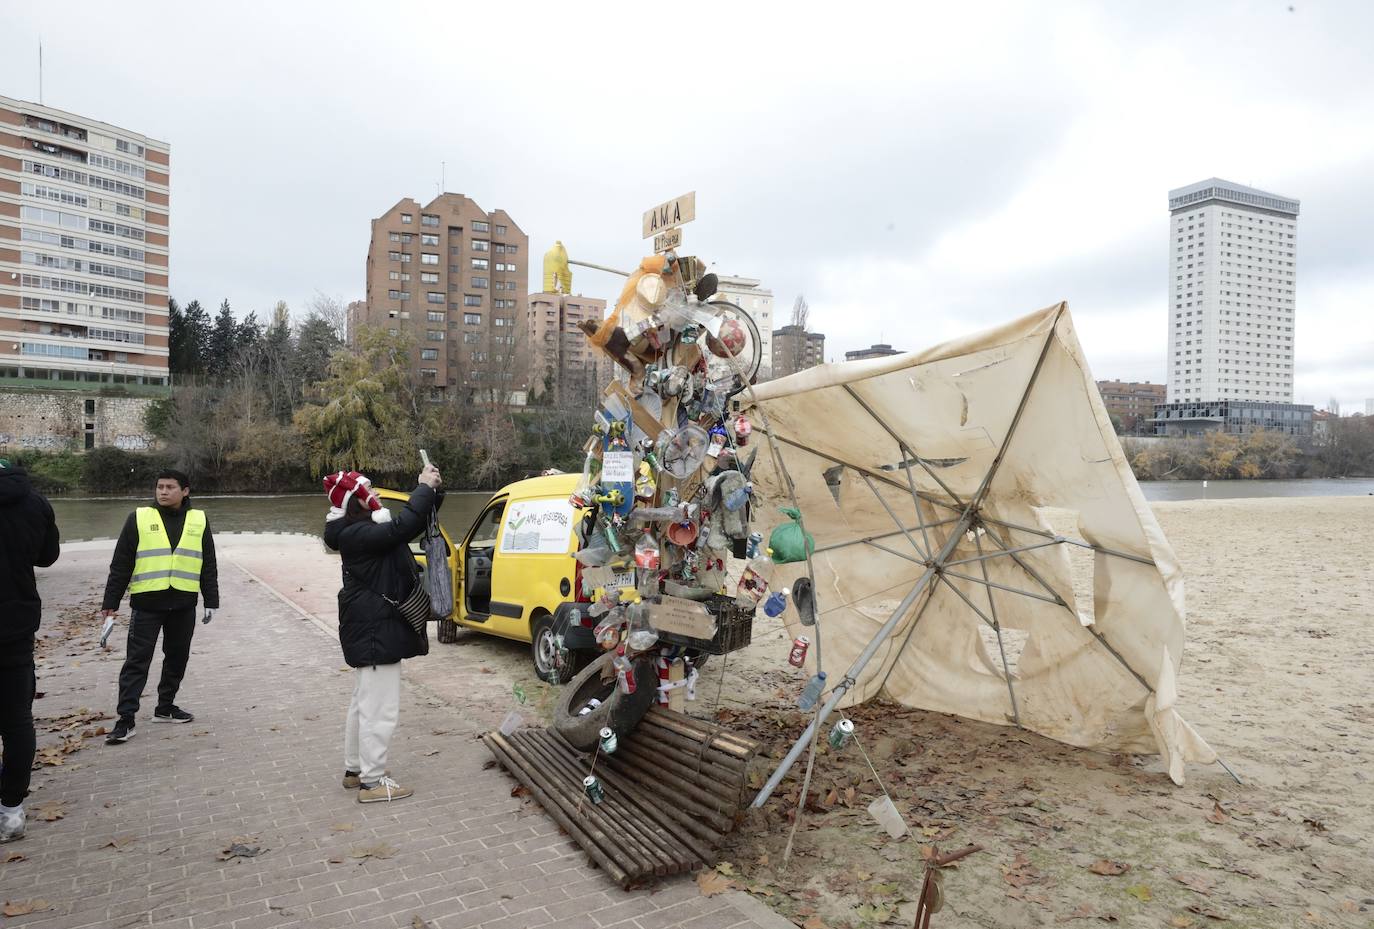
[153,706,194,724]
[106,718,135,744]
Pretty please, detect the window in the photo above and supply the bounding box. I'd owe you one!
[421,214,439,227]
[472,239,489,252]
[421,233,439,246]
[427,311,444,322]
[427,292,444,304]
[494,316,513,327]
[421,272,439,284]
[471,258,489,270]
[472,221,490,233]
[389,232,400,242]
[389,270,400,281]
[421,253,439,265]
[426,330,445,341]
[400,213,413,224]
[421,349,439,361]
[494,224,507,235]
[464,295,482,307]
[400,252,412,263]
[464,313,482,325]
[463,331,481,344]
[472,277,488,289]
[387,289,400,299]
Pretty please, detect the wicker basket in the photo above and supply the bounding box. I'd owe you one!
[658,594,755,655]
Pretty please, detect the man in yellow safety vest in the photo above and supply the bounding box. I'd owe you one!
[99,469,219,744]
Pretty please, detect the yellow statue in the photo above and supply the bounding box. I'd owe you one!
[543,240,572,294]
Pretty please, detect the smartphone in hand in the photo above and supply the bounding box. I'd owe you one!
[420,449,431,469]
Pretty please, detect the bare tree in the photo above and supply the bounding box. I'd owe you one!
[306,291,349,342]
[790,294,810,330]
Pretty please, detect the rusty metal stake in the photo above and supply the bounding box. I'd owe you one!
[914,844,982,929]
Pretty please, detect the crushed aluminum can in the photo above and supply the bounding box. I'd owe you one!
[828,718,854,750]
[788,635,810,668]
[583,775,605,805]
[599,726,618,754]
[577,697,603,717]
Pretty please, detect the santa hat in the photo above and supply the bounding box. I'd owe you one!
[323,470,391,523]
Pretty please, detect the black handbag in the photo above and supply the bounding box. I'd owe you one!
[347,566,431,636]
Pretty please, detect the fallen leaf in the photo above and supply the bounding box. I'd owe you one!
[2,899,51,917]
[1206,802,1229,825]
[330,823,354,833]
[1186,903,1229,921]
[697,870,732,896]
[1169,917,1196,928]
[716,861,738,877]
[102,835,138,851]
[1125,884,1152,902]
[411,916,434,929]
[1088,859,1130,876]
[1063,903,1119,922]
[801,918,827,929]
[349,842,397,860]
[854,903,896,923]
[30,801,66,822]
[423,749,440,756]
[1172,873,1215,896]
[3,851,26,863]
[510,785,530,799]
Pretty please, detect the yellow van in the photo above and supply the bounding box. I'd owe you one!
[377,473,604,681]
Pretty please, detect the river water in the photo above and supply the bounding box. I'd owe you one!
[45,479,1374,542]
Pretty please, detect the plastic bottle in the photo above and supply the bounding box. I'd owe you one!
[613,653,637,695]
[735,550,775,604]
[724,481,753,512]
[746,531,763,559]
[634,530,660,570]
[798,671,827,711]
[763,587,789,618]
[624,602,659,653]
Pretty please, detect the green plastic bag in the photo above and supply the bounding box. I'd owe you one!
[768,507,815,564]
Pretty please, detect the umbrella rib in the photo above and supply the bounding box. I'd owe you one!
[863,539,927,566]
[811,519,961,556]
[979,515,1156,567]
[937,573,997,630]
[861,473,930,561]
[942,538,1066,568]
[840,383,970,508]
[975,528,1023,727]
[768,435,964,515]
[940,569,1065,605]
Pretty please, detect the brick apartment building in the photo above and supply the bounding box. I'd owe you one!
[1095,380,1166,433]
[770,324,825,378]
[527,292,611,407]
[360,194,528,403]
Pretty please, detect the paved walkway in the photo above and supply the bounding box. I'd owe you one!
[1,540,787,929]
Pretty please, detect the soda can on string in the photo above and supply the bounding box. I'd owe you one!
[583,775,605,805]
[599,726,618,754]
[788,635,810,668]
[828,718,854,750]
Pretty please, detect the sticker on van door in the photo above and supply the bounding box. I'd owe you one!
[499,499,575,554]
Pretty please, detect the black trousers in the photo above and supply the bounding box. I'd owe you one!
[0,660,36,807]
[117,607,196,720]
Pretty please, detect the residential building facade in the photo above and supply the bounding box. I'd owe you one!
[527,292,609,407]
[1095,380,1166,434]
[845,343,902,362]
[0,95,171,390]
[714,275,773,379]
[360,194,528,403]
[770,324,825,379]
[1166,178,1299,404]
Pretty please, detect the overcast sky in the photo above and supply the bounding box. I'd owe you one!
[3,0,1371,410]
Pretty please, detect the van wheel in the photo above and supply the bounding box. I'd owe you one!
[530,613,562,683]
[552,651,657,751]
[436,617,459,644]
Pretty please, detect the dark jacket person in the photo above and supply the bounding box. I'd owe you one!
[322,465,441,803]
[0,460,61,843]
[100,469,219,744]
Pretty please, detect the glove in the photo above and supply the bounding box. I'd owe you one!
[201,609,214,625]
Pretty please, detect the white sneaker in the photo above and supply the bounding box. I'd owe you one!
[0,804,24,843]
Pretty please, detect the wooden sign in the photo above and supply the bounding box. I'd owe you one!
[649,595,717,640]
[653,227,682,253]
[642,191,696,239]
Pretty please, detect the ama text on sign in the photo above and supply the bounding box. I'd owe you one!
[642,191,696,240]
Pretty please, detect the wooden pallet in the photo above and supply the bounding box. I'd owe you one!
[483,706,761,888]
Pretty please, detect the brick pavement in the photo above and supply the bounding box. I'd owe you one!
[0,542,791,929]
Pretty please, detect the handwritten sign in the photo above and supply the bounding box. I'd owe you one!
[642,191,696,239]
[653,227,682,253]
[649,595,717,640]
[499,498,575,555]
[601,450,635,484]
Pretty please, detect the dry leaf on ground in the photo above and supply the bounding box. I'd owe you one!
[102,835,137,851]
[1087,859,1130,876]
[218,837,264,860]
[411,916,435,929]
[2,900,51,917]
[1186,903,1230,921]
[330,823,354,832]
[30,802,66,822]
[1063,903,1119,921]
[1170,917,1197,928]
[349,842,397,860]
[1206,802,1229,825]
[1125,885,1152,902]
[3,851,26,863]
[696,870,733,896]
[1173,873,1215,896]
[800,917,828,929]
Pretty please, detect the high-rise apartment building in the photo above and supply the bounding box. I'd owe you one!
[361,194,528,403]
[714,275,773,378]
[1166,178,1299,404]
[0,95,171,388]
[527,292,609,407]
[770,324,825,378]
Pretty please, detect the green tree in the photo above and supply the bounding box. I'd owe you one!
[207,299,238,379]
[180,300,212,375]
[293,314,342,394]
[292,327,417,477]
[167,298,187,375]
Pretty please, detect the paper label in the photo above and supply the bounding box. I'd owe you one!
[602,451,635,484]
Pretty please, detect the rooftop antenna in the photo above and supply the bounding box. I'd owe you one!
[441,161,445,195]
[38,37,44,104]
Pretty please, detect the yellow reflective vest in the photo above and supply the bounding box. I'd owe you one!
[129,506,206,594]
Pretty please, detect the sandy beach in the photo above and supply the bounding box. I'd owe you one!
[27,494,1374,928]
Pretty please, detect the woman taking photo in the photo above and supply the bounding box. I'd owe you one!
[323,464,441,803]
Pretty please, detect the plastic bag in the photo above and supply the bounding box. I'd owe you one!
[423,512,453,617]
[768,506,815,564]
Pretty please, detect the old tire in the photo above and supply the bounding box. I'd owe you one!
[552,651,657,751]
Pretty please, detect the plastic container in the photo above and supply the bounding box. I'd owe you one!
[867,794,908,838]
[724,481,753,512]
[798,671,827,711]
[763,588,789,618]
[736,553,774,604]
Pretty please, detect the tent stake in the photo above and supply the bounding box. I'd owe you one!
[1216,758,1243,786]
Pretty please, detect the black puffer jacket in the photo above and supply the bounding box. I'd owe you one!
[0,464,61,667]
[323,484,438,668]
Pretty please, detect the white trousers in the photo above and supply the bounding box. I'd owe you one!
[343,662,402,782]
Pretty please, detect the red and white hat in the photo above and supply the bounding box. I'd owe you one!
[324,470,381,513]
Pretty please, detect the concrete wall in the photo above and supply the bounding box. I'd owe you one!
[0,389,157,451]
